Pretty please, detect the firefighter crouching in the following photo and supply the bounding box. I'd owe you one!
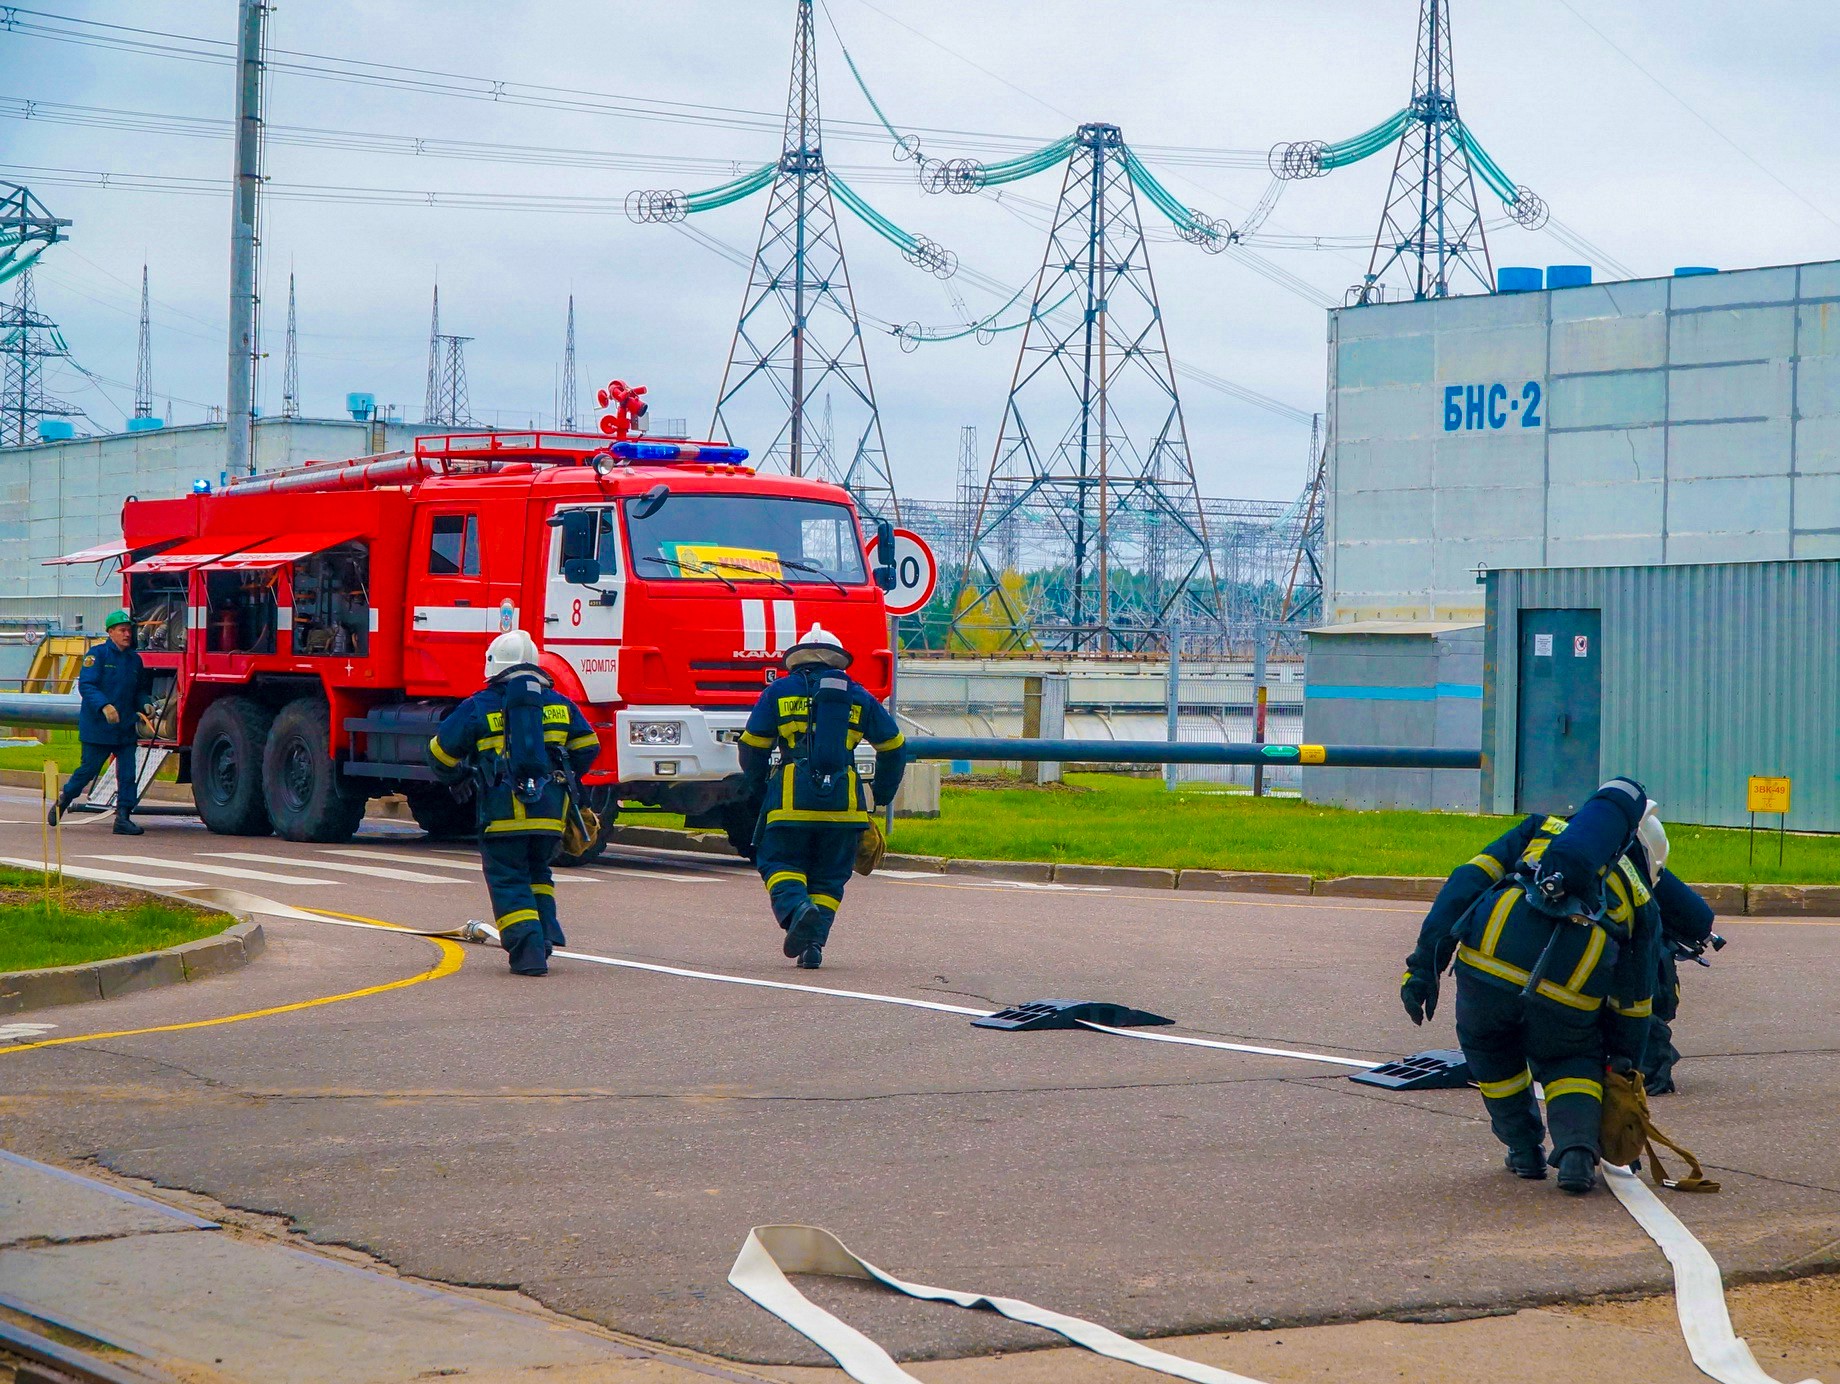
[48,608,148,836]
[1400,778,1664,1194]
[738,624,905,970]
[429,630,600,976]
[1643,868,1720,1095]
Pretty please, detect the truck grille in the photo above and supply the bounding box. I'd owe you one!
[691,659,776,697]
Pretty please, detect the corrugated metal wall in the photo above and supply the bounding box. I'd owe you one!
[1483,560,1840,829]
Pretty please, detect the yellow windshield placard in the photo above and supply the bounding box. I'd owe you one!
[667,543,784,580]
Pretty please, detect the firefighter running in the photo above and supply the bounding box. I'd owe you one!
[1400,778,1664,1194]
[48,608,147,835]
[429,630,601,976]
[739,624,905,970]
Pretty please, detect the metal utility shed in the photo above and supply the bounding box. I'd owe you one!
[1482,559,1840,829]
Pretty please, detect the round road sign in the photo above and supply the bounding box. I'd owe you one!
[866,528,937,617]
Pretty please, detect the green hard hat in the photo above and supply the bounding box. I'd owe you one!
[104,608,131,630]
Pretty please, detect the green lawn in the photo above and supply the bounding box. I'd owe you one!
[0,867,230,971]
[868,775,1840,885]
[0,739,81,773]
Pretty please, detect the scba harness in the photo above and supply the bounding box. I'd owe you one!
[501,672,562,805]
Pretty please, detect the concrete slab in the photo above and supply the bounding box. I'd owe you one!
[0,1151,211,1246]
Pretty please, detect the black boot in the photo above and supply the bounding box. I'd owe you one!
[47,793,73,827]
[1556,1148,1597,1195]
[113,817,144,836]
[797,943,823,970]
[1504,1146,1547,1179]
[784,903,823,958]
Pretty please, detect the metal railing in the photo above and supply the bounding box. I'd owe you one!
[904,737,1480,770]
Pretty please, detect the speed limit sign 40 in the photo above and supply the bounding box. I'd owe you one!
[866,527,938,617]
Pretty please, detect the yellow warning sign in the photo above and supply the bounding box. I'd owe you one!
[1747,776,1791,815]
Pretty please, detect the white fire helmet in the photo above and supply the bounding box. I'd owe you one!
[1636,801,1669,884]
[784,623,851,671]
[484,629,542,682]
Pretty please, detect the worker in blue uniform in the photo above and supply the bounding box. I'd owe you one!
[49,608,147,835]
[430,630,600,976]
[1400,778,1663,1194]
[738,623,905,970]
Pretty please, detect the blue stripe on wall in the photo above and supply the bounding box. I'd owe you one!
[1309,683,1483,701]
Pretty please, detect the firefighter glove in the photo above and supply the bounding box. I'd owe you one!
[1401,970,1438,1026]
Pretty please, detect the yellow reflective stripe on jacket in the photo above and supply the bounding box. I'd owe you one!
[1454,945,1604,1012]
[871,732,905,752]
[1478,1067,1532,1099]
[1616,856,1652,906]
[566,732,600,751]
[765,763,868,826]
[765,871,807,891]
[1466,853,1505,882]
[484,818,564,834]
[1479,890,1517,955]
[1543,1076,1604,1103]
[1611,996,1652,1018]
[477,734,505,753]
[429,735,460,768]
[740,730,774,749]
[1562,923,1607,993]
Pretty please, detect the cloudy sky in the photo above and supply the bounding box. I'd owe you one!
[6,1,1840,501]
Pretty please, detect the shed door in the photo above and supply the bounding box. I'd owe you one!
[1515,609,1601,815]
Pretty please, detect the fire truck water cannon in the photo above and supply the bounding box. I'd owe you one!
[597,380,648,439]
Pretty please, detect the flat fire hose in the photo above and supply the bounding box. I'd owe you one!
[727,1224,1270,1384]
[191,887,1819,1384]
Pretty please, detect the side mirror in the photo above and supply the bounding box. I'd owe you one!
[873,518,897,592]
[563,557,602,586]
[633,483,670,519]
[556,510,602,586]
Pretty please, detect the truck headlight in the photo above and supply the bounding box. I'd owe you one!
[629,721,684,746]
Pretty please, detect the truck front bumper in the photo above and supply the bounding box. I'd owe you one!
[615,707,749,783]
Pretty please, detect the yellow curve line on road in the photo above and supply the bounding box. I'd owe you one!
[0,924,466,1058]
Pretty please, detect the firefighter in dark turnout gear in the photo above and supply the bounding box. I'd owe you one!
[430,630,600,976]
[49,608,147,835]
[1643,868,1718,1096]
[1402,778,1663,1194]
[738,624,905,970]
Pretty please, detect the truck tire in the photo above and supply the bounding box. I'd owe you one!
[405,786,475,841]
[555,786,616,868]
[191,696,276,837]
[263,699,367,843]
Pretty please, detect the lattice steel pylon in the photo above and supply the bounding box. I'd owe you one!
[951,122,1221,654]
[560,294,578,431]
[1277,413,1326,630]
[422,285,474,426]
[280,271,299,419]
[1357,0,1493,303]
[134,265,154,420]
[709,0,898,521]
[1,266,78,446]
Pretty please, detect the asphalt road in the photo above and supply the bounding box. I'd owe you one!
[2,789,1837,1368]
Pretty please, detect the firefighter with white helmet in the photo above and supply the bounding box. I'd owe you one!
[428,629,601,975]
[736,623,905,969]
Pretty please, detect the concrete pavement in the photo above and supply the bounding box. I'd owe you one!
[1,790,1836,1374]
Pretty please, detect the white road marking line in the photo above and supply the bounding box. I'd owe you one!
[322,848,480,871]
[0,856,204,891]
[207,852,461,885]
[586,866,713,884]
[82,855,340,887]
[0,1021,57,1043]
[885,876,1111,894]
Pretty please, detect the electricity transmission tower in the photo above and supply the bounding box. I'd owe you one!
[710,0,898,520]
[560,294,578,430]
[134,265,154,420]
[280,272,300,419]
[1358,0,1493,302]
[1277,414,1326,629]
[952,123,1220,653]
[422,285,474,426]
[1,267,79,446]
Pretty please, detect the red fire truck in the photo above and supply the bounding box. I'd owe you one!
[55,431,896,861]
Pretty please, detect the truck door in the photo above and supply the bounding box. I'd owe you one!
[1514,608,1602,815]
[406,508,496,688]
[543,504,626,705]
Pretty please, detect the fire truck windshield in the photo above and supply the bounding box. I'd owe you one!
[624,493,867,586]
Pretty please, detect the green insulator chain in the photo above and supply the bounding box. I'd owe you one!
[625,162,776,223]
[830,173,957,278]
[1120,146,1231,253]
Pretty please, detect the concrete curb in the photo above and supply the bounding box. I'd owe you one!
[0,919,264,1016]
[597,826,1822,914]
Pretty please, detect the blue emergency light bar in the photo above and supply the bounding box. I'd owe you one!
[608,441,751,464]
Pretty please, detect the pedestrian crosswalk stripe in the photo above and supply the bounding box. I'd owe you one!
[322,847,478,871]
[0,856,204,891]
[208,851,460,885]
[82,855,339,887]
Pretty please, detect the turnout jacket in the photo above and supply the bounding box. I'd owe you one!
[1407,813,1662,1064]
[428,673,599,836]
[76,638,144,745]
[739,669,906,828]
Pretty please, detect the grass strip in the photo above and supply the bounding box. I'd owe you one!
[0,866,231,972]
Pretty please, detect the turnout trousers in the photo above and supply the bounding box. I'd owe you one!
[754,823,859,947]
[480,833,564,975]
[1453,968,1607,1162]
[60,739,138,819]
[1639,950,1682,1094]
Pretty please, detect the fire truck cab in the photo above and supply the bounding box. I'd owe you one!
[79,432,895,860]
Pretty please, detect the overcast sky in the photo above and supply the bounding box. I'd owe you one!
[6,1,1840,501]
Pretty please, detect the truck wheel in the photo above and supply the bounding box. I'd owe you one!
[554,787,616,868]
[263,699,367,843]
[405,786,475,840]
[191,697,276,836]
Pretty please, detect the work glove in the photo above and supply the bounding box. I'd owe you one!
[102,705,120,725]
[1607,1055,1635,1076]
[1400,970,1439,1026]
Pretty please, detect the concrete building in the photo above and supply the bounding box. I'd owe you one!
[1327,257,1840,623]
[0,417,435,638]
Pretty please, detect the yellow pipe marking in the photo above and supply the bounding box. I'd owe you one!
[0,913,465,1058]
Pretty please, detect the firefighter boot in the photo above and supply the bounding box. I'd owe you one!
[1556,1148,1597,1195]
[113,817,144,836]
[797,943,824,970]
[784,903,824,959]
[47,788,76,826]
[1505,1146,1547,1180]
